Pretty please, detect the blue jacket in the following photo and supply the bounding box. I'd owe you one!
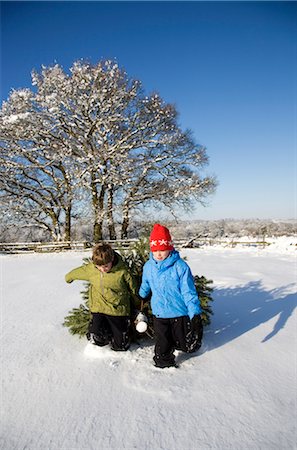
[139,250,201,319]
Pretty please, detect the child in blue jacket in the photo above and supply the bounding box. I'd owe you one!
[139,223,203,368]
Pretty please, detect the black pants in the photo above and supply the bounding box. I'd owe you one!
[153,316,203,368]
[89,313,131,351]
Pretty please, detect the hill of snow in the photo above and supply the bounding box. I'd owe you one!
[1,240,296,449]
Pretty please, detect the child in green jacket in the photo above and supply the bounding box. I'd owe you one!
[65,243,139,351]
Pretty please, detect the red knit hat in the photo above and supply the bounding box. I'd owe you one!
[149,224,174,251]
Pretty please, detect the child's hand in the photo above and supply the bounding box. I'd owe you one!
[186,315,203,353]
[191,314,203,332]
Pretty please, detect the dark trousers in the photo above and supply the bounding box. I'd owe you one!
[153,316,203,368]
[89,313,131,351]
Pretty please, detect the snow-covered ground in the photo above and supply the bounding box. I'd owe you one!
[1,238,296,449]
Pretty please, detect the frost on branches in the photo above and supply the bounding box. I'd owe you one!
[0,60,217,241]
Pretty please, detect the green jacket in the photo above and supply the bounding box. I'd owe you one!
[65,254,139,316]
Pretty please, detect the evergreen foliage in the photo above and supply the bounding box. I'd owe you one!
[63,241,214,337]
[120,238,150,285]
[193,275,214,325]
[63,257,92,337]
[63,299,91,336]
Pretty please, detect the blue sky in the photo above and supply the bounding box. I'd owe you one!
[1,1,296,220]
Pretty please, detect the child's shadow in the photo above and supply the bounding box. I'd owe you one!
[176,280,296,364]
[208,281,296,348]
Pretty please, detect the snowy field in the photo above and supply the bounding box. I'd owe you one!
[1,238,296,450]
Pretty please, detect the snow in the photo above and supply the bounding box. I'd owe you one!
[3,112,31,124]
[1,239,296,449]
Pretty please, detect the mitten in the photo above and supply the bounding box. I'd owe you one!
[186,314,203,353]
[191,314,203,332]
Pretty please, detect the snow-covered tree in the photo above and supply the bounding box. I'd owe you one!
[0,60,216,241]
[0,88,76,241]
[117,128,215,238]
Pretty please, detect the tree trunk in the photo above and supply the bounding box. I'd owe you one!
[91,172,105,242]
[121,217,129,239]
[121,201,130,239]
[50,213,62,242]
[64,205,72,242]
[59,162,72,243]
[93,222,102,243]
[107,185,117,240]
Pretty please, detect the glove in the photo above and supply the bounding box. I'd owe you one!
[186,314,203,353]
[191,314,203,332]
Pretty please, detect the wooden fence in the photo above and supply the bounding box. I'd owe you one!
[0,240,136,254]
[0,238,270,254]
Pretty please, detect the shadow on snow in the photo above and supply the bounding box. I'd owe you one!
[175,280,296,365]
[205,280,297,350]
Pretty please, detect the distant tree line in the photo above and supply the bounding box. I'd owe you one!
[0,60,216,242]
[0,218,295,243]
[169,219,297,240]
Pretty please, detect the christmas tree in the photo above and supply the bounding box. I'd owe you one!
[63,240,214,337]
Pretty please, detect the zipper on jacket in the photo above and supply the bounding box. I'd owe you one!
[99,271,104,297]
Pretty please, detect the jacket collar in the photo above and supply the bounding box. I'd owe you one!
[149,250,180,270]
